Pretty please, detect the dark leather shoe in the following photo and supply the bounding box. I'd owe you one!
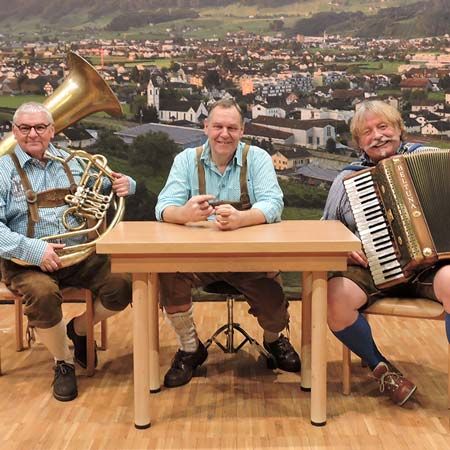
[264,334,301,373]
[372,362,416,406]
[53,361,78,402]
[67,318,98,369]
[164,341,208,388]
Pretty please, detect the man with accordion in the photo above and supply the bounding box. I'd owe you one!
[323,100,450,406]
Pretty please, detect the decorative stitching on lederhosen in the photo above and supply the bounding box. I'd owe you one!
[196,144,251,211]
[10,153,78,238]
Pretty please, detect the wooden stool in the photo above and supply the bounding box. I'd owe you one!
[0,281,107,376]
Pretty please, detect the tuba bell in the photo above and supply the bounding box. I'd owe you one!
[0,51,125,267]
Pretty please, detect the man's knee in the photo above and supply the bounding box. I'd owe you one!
[20,282,63,328]
[327,277,366,328]
[98,275,132,311]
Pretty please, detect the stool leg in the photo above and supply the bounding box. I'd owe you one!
[342,345,351,395]
[85,291,95,377]
[226,298,234,353]
[15,297,24,352]
[99,320,108,351]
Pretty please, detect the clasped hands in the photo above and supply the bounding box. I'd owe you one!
[182,194,242,230]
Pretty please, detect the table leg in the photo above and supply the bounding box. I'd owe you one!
[301,271,312,391]
[311,271,327,426]
[133,273,151,429]
[148,273,160,393]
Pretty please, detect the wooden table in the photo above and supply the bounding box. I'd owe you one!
[96,220,360,429]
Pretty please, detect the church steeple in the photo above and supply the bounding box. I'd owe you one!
[147,79,160,111]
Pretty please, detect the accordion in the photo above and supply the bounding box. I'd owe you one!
[344,150,450,289]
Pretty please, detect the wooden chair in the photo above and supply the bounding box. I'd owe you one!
[342,296,449,407]
[0,281,107,377]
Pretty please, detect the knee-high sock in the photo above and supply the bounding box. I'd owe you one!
[74,300,117,336]
[165,305,198,353]
[35,320,74,364]
[445,313,450,343]
[333,313,387,371]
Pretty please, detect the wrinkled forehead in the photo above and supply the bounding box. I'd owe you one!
[208,106,243,126]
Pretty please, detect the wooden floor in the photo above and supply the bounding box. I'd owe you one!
[0,300,449,450]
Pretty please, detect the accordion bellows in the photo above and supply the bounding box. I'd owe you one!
[344,150,450,289]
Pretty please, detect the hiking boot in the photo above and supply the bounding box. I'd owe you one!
[53,361,78,402]
[67,318,98,369]
[164,341,208,388]
[264,334,301,373]
[372,362,417,406]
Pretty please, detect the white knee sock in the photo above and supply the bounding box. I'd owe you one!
[165,305,198,353]
[35,320,74,364]
[74,300,117,336]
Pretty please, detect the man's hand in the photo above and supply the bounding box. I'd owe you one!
[213,204,243,231]
[179,194,216,223]
[347,250,368,268]
[111,171,131,197]
[40,243,65,272]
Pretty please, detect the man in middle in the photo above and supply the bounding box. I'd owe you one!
[155,98,300,388]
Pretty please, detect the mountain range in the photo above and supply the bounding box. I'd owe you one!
[0,0,447,38]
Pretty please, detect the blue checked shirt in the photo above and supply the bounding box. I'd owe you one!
[0,144,136,266]
[156,141,283,223]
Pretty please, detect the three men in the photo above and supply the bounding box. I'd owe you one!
[323,100,450,405]
[0,102,135,401]
[156,98,300,388]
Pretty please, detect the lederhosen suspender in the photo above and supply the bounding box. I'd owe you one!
[196,144,251,211]
[10,153,78,238]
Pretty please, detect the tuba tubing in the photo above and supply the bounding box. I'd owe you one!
[1,52,125,268]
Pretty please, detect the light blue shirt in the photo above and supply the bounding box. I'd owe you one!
[0,144,136,266]
[156,141,283,223]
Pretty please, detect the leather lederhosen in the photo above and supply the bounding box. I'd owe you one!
[196,143,251,211]
[10,153,78,238]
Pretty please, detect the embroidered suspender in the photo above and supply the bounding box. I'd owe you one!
[196,144,251,211]
[10,153,77,238]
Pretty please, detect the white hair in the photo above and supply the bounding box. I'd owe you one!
[13,102,54,124]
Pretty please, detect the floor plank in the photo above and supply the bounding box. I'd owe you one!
[0,300,448,449]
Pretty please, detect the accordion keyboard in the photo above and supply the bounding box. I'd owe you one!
[344,171,404,287]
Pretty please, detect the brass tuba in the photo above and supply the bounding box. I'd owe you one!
[0,51,125,267]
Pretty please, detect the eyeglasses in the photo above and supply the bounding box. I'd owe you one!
[14,123,51,135]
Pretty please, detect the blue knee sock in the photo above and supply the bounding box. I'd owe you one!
[445,313,450,343]
[333,313,386,370]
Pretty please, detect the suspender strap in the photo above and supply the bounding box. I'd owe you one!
[239,144,251,209]
[10,153,39,237]
[196,146,206,195]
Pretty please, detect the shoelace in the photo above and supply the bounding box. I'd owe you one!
[54,363,73,378]
[378,370,401,392]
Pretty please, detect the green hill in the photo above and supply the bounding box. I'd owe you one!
[0,0,445,39]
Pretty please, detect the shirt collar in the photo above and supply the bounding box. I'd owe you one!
[14,143,56,168]
[200,140,244,168]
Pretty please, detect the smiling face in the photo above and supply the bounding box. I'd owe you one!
[13,111,54,160]
[204,105,244,166]
[357,112,401,163]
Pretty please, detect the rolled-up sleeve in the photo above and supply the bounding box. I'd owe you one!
[155,151,192,221]
[248,148,283,223]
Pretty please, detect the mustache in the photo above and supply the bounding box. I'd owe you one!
[368,137,392,149]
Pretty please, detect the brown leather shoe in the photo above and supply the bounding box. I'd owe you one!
[372,362,416,406]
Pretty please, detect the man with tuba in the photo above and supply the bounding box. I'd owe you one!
[0,102,135,401]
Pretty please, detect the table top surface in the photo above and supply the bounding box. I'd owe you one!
[96,220,360,255]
